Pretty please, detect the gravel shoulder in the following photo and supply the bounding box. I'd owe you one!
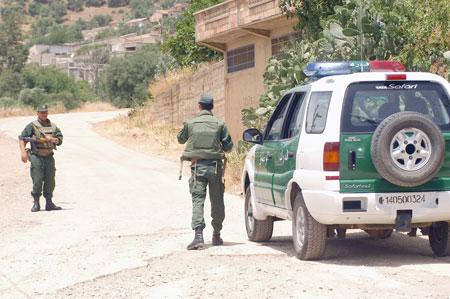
[1,112,450,299]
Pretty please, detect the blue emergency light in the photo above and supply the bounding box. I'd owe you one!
[304,60,403,79]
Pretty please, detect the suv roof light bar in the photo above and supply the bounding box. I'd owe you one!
[304,60,406,79]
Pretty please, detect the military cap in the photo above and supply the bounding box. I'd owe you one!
[199,94,214,105]
[37,104,48,112]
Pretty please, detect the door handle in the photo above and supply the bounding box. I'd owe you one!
[288,152,295,158]
[348,150,356,170]
[267,154,273,160]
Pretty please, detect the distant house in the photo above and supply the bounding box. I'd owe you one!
[27,44,80,66]
[125,17,150,28]
[150,4,188,23]
[150,10,169,23]
[110,32,161,55]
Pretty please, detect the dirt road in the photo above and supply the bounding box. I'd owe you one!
[1,111,450,298]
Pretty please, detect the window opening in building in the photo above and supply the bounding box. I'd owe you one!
[227,45,255,73]
[271,32,301,57]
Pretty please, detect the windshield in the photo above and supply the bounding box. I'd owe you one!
[341,81,450,133]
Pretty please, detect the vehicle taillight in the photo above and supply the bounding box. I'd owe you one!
[386,74,407,80]
[323,142,340,171]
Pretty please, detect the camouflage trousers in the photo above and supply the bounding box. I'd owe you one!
[29,153,56,199]
[189,160,225,232]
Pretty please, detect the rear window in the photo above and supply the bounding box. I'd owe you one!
[341,81,450,133]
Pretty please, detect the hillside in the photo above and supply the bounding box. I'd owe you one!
[0,0,180,41]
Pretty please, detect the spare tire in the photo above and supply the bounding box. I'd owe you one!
[371,111,445,187]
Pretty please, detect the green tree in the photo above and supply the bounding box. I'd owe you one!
[0,5,29,73]
[107,0,129,7]
[162,0,222,67]
[129,0,154,18]
[0,71,23,98]
[67,0,85,12]
[280,0,343,40]
[89,14,112,28]
[28,1,42,16]
[101,45,172,107]
[49,0,68,23]
[85,0,106,6]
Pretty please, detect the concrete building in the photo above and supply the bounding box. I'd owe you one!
[28,44,80,66]
[194,0,297,139]
[126,17,150,28]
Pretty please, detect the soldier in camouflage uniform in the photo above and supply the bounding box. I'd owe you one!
[19,105,64,212]
[177,95,233,250]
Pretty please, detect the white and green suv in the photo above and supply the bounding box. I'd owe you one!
[242,61,450,260]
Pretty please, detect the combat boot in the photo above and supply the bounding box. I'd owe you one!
[187,227,204,250]
[31,197,40,212]
[212,231,223,246]
[45,198,62,211]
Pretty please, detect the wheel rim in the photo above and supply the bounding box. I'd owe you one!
[246,194,255,234]
[295,205,306,248]
[390,127,431,171]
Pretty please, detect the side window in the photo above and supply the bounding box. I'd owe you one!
[265,94,292,141]
[305,91,332,134]
[286,92,307,138]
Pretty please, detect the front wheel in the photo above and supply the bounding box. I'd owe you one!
[292,193,327,260]
[429,222,450,257]
[244,186,273,242]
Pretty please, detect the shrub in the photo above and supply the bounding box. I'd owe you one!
[67,0,85,12]
[19,88,46,108]
[0,97,18,108]
[107,0,129,8]
[85,0,105,7]
[0,71,23,98]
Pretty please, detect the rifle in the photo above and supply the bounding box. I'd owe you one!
[21,137,56,152]
[21,137,47,144]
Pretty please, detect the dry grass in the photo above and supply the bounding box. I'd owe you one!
[149,67,195,97]
[94,106,244,194]
[0,102,118,118]
[149,62,221,97]
[0,106,35,118]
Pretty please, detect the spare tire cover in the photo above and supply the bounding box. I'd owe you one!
[371,111,445,187]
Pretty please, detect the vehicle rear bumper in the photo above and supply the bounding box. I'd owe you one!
[302,190,450,225]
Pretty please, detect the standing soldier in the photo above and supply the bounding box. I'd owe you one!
[178,94,233,250]
[19,105,64,212]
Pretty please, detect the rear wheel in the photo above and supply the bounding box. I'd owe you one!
[244,186,273,242]
[292,193,326,260]
[429,222,450,257]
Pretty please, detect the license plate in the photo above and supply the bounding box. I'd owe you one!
[376,192,438,208]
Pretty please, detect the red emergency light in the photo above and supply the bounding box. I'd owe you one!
[369,60,405,72]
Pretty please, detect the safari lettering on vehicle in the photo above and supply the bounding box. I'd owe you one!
[375,83,418,90]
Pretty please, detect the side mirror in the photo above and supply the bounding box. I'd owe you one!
[243,128,262,144]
